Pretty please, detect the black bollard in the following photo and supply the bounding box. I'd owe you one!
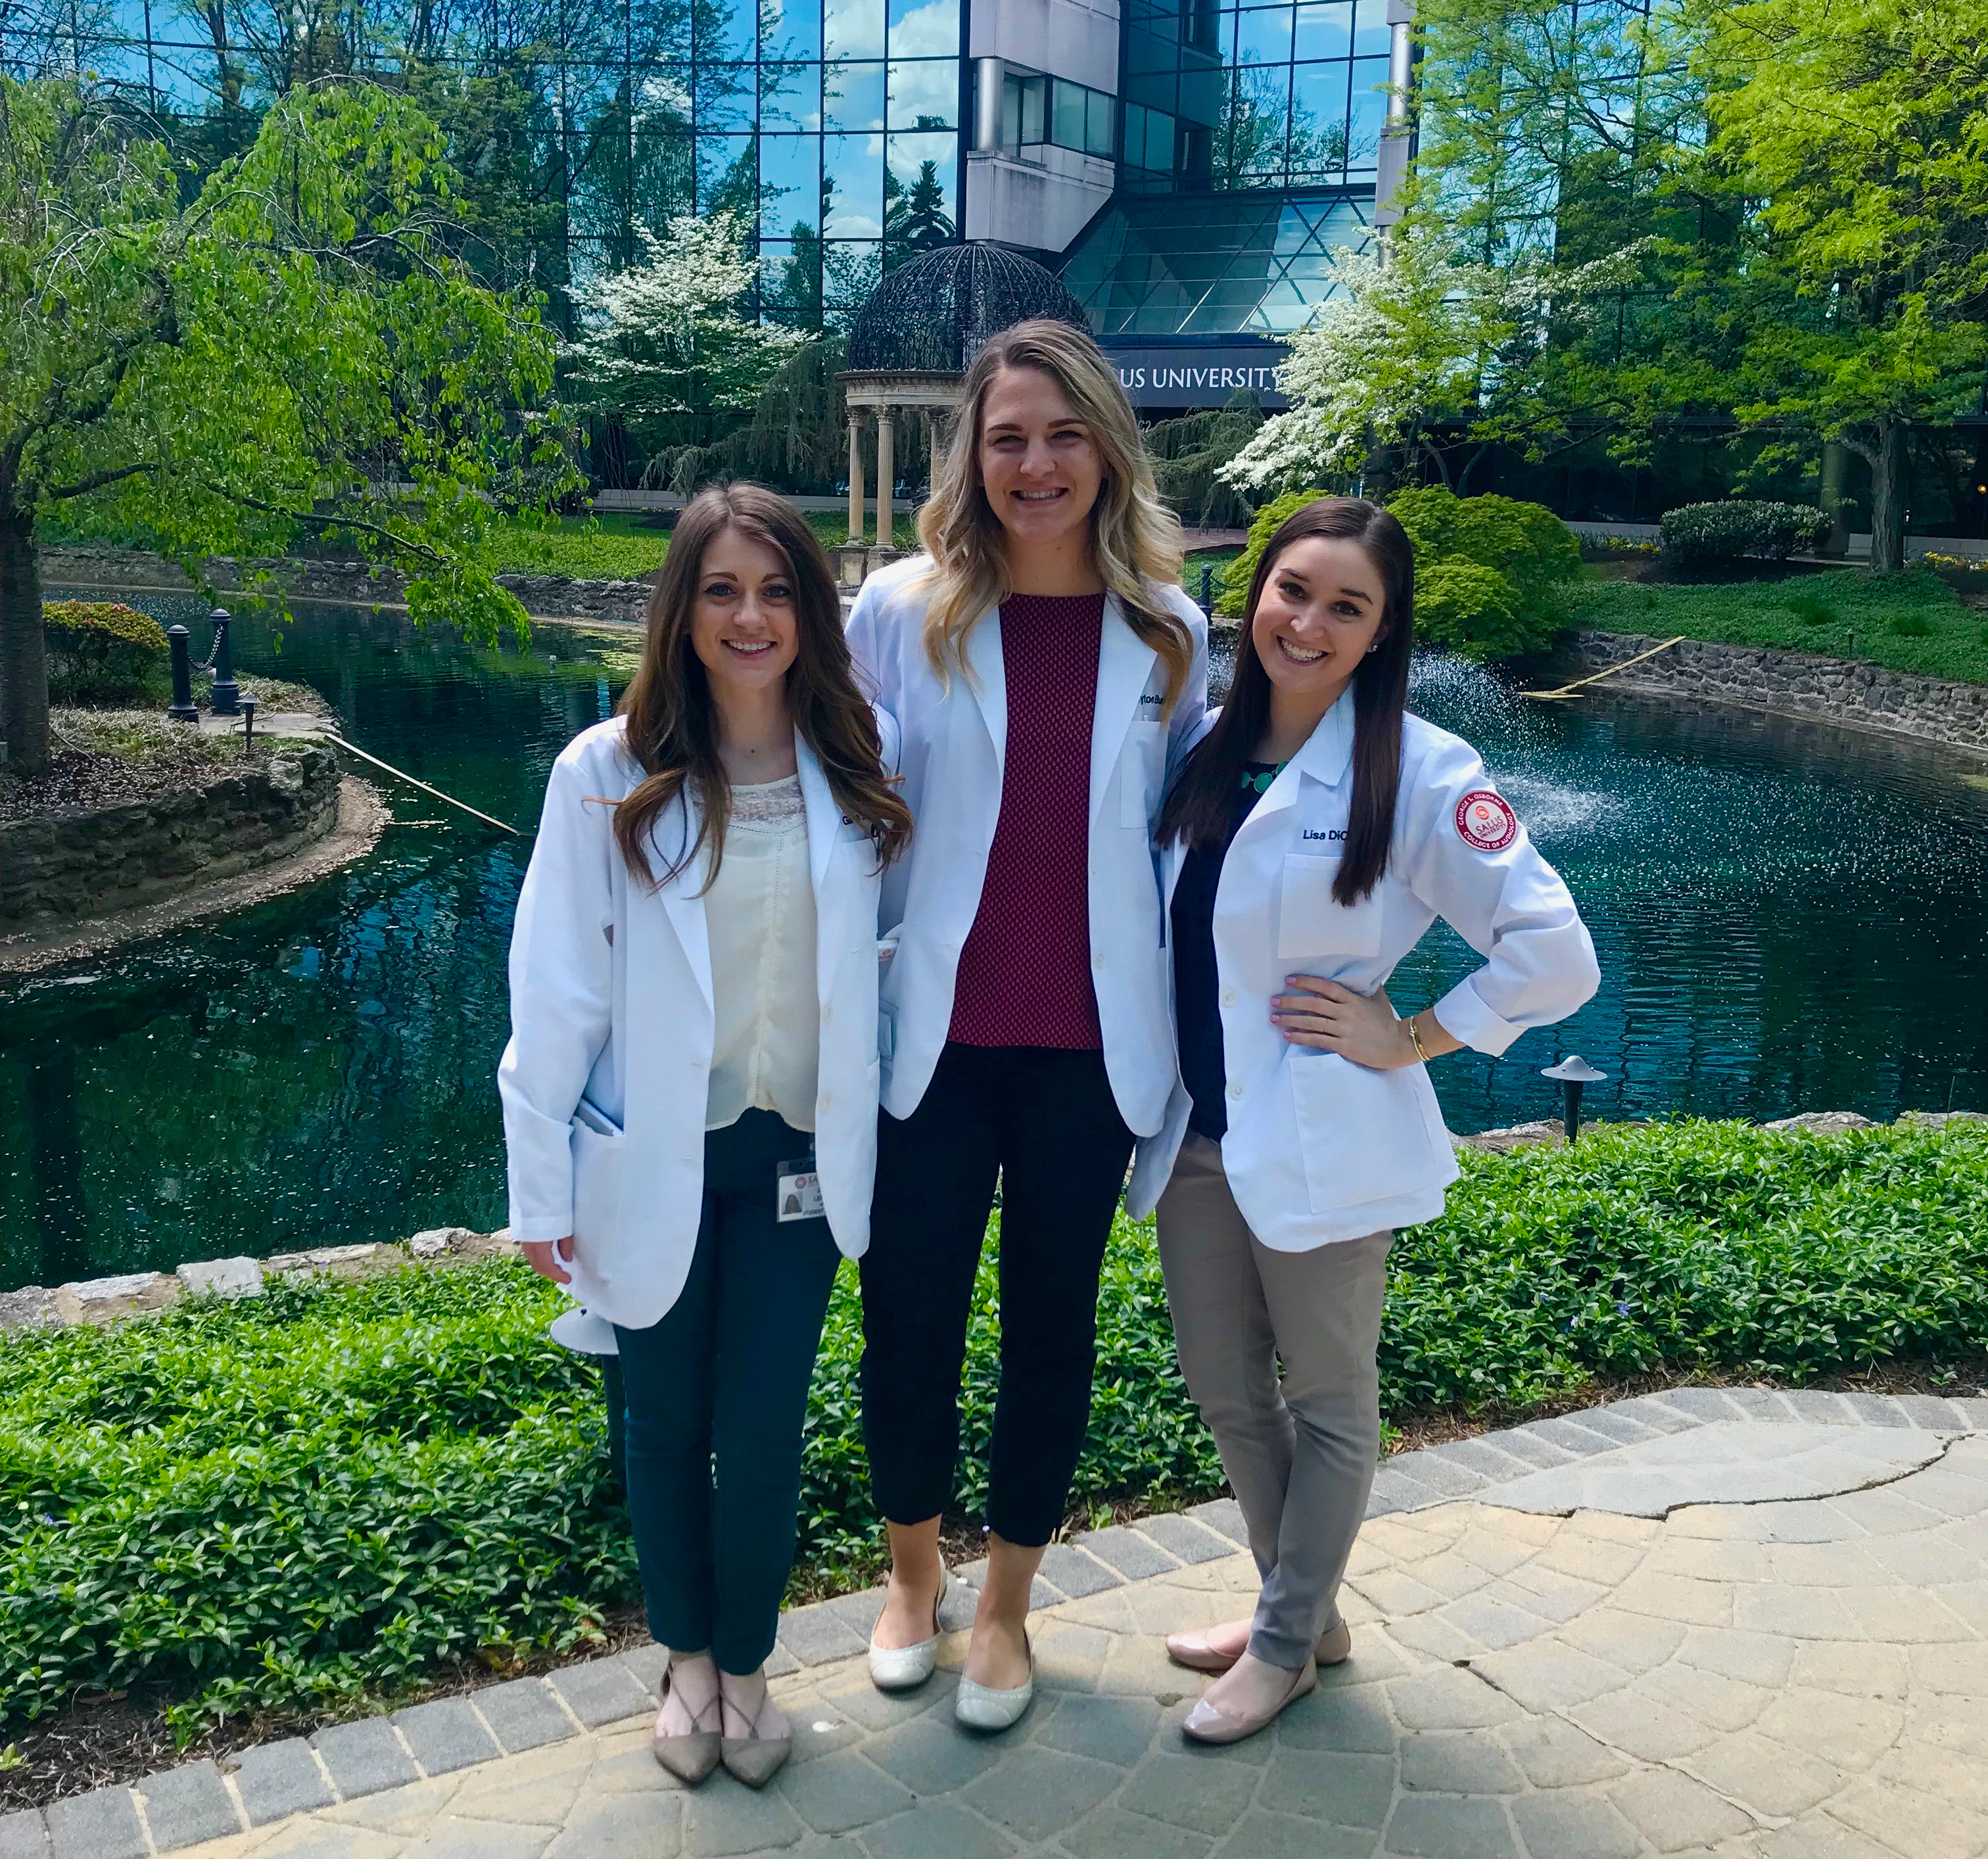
[1199,561,1215,615]
[1540,1054,1608,1143]
[239,695,258,746]
[208,607,239,716]
[166,624,199,723]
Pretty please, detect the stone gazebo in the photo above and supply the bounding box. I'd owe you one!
[838,242,1093,586]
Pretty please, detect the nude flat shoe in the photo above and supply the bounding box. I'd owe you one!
[651,1664,722,1785]
[1180,1653,1317,1746]
[868,1566,949,1693]
[719,1688,792,1789]
[1165,1617,1352,1675]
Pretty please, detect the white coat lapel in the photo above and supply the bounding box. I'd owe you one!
[962,603,1006,784]
[1235,688,1356,846]
[794,734,836,895]
[1089,598,1160,828]
[652,790,713,1009]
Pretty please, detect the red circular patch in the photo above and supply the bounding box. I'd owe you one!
[1456,789,1519,852]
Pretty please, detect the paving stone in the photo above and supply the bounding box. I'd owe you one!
[1521,1417,1625,1457]
[401,1818,553,1858]
[775,1749,912,1834]
[1889,1393,1969,1428]
[1568,1405,1668,1444]
[1037,1543,1126,1599]
[1477,1426,1579,1469]
[546,1659,652,1730]
[1367,1467,1446,1513]
[544,1790,682,1858]
[814,1674,951,1734]
[1255,1748,1395,1827]
[1275,1683,1404,1754]
[1386,1668,1521,1731]
[963,1745,1124,1841]
[864,1802,1012,1859]
[392,1697,504,1775]
[229,1735,338,1822]
[1508,1793,1642,1859]
[1416,1436,1539,1483]
[1720,1387,1798,1421]
[1383,1793,1519,1858]
[1778,1388,1857,1423]
[479,1678,578,1754]
[0,1813,44,1859]
[619,1641,669,1700]
[1607,1768,1753,1850]
[863,1712,1006,1795]
[820,1588,885,1638]
[1497,1716,1630,1788]
[679,1782,807,1857]
[138,1758,241,1849]
[1033,1693,1162,1770]
[1136,1513,1236,1565]
[763,1644,799,1680]
[1187,1497,1250,1545]
[1951,1397,1988,1430]
[313,1718,421,1799]
[1115,1752,1260,1838]
[1837,1392,1914,1428]
[1219,1810,1376,1859]
[1647,1387,1747,1424]
[1596,1396,1701,1435]
[44,1789,146,1859]
[1687,1729,1847,1817]
[1076,1525,1181,1580]
[1058,1805,1213,1859]
[1398,1731,1525,1795]
[1385,1450,1488,1498]
[776,1601,870,1667]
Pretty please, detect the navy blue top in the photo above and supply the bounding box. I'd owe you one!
[1171,763,1281,1144]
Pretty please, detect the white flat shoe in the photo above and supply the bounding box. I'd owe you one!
[868,1566,949,1693]
[954,1630,1033,1733]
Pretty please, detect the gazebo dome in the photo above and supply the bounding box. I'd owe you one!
[846,243,1092,375]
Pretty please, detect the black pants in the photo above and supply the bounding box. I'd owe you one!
[613,1110,841,1674]
[859,1042,1136,1546]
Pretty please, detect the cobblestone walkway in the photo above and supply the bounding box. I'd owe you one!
[19,1389,1988,1859]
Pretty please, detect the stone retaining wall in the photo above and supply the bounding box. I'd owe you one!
[41,546,653,626]
[0,742,342,925]
[1561,628,1988,755]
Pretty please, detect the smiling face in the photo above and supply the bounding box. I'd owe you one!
[1248,533,1389,717]
[688,526,799,697]
[976,364,1105,553]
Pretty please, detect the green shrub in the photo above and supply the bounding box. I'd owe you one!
[1384,487,1582,659]
[0,1118,1981,1736]
[1786,591,1835,626]
[1658,500,1831,568]
[1216,486,1579,661]
[1890,612,1933,638]
[42,601,169,705]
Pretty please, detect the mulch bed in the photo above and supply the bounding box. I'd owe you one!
[2,1357,1980,1814]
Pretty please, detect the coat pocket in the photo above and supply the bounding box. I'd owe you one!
[569,1106,627,1280]
[1287,1051,1431,1214]
[1277,854,1383,964]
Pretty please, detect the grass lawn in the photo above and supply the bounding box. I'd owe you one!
[480,512,922,580]
[1569,566,1988,684]
[0,1117,1981,1745]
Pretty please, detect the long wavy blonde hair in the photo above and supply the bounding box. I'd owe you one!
[914,319,1193,712]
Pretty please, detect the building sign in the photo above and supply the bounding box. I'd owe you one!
[1099,342,1291,411]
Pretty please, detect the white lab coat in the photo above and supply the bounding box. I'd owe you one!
[498,713,897,1329]
[846,555,1209,1136]
[1125,693,1599,1247]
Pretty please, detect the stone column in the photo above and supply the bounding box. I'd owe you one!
[847,411,865,542]
[876,410,896,550]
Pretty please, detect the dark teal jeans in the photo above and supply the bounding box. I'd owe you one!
[613,1109,842,1674]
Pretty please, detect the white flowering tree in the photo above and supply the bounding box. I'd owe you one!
[1221,230,1653,496]
[561,210,807,422]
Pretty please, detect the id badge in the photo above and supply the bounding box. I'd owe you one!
[777,1154,825,1223]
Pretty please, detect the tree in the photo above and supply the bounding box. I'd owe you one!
[884,160,956,258]
[560,208,806,425]
[1682,0,1988,571]
[1219,229,1651,494]
[0,77,568,776]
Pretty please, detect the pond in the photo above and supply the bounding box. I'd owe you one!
[3,594,1987,1292]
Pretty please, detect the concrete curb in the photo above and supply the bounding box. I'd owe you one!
[12,1386,1984,1857]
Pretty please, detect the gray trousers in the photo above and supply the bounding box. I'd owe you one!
[1155,1132,1392,1671]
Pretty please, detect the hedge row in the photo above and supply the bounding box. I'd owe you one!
[0,1118,1981,1738]
[1659,500,1832,567]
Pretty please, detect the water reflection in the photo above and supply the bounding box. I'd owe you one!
[1,602,1984,1290]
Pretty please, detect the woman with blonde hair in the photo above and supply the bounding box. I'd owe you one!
[501,483,911,1788]
[848,318,1208,1731]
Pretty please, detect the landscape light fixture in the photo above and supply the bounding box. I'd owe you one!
[1540,1054,1608,1143]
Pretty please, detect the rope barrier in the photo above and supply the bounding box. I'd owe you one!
[319,732,520,836]
[1524,636,1688,700]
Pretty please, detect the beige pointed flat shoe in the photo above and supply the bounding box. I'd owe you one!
[719,1689,792,1789]
[651,1662,722,1785]
[1165,1616,1352,1675]
[1180,1653,1317,1746]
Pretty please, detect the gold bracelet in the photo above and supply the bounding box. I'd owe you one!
[1405,1012,1431,1066]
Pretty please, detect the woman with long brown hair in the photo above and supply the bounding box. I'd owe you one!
[1129,496,1598,1743]
[500,482,911,1788]
[847,319,1208,1731]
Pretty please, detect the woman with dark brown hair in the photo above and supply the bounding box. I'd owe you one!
[499,482,911,1789]
[1130,496,1598,1744]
